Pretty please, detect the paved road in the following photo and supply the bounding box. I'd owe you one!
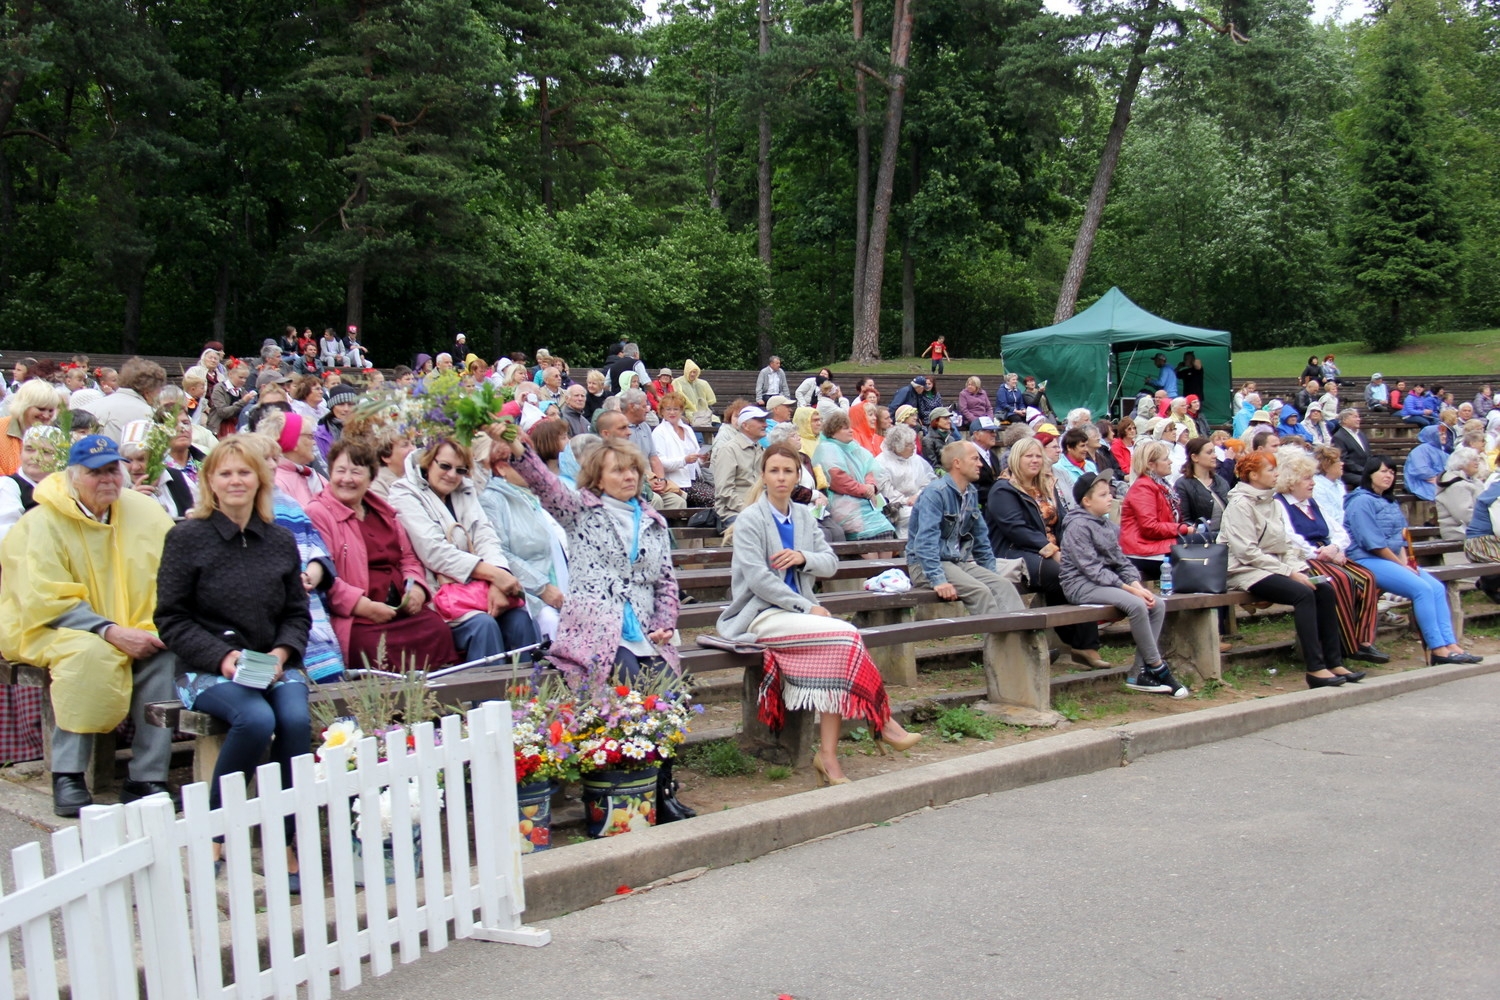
[364,676,1500,998]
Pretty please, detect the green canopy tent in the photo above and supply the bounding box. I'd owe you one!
[1000,288,1233,424]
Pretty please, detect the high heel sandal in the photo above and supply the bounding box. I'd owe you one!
[811,755,850,786]
[875,731,923,755]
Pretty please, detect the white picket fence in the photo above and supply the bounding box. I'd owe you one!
[0,700,549,1000]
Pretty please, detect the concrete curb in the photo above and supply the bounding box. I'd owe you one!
[1115,658,1500,760]
[521,656,1500,921]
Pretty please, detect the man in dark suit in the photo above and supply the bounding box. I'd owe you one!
[1332,407,1370,489]
[968,416,1002,507]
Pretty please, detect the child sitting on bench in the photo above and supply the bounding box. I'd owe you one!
[1059,472,1188,698]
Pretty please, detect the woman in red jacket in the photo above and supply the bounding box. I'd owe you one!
[1120,440,1202,580]
[1111,416,1137,477]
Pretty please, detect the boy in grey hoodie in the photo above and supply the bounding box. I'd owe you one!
[1060,473,1188,698]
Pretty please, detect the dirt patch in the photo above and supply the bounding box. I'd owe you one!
[665,629,1494,820]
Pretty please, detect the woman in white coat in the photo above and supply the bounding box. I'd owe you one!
[388,437,538,661]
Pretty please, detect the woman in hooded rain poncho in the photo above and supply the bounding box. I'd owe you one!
[672,360,718,428]
[813,410,896,542]
[1402,425,1447,502]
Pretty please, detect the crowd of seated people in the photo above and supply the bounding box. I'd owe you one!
[0,343,1494,849]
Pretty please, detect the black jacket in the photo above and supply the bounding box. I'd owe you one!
[154,511,311,675]
[1332,426,1370,489]
[985,478,1066,581]
[1174,474,1230,534]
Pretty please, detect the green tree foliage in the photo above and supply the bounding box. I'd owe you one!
[1341,0,1459,350]
[1,0,1498,362]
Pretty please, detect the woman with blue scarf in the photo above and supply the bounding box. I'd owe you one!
[498,428,694,820]
[812,410,897,543]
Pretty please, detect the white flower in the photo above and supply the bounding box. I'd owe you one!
[353,778,440,843]
[317,719,363,761]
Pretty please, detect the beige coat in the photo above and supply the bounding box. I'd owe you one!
[1221,482,1308,590]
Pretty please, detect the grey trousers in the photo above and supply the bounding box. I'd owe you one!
[52,649,176,781]
[1066,582,1164,666]
[911,561,1026,617]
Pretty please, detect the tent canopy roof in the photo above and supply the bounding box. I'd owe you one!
[1005,287,1230,348]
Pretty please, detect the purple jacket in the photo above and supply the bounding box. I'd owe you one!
[957,388,992,425]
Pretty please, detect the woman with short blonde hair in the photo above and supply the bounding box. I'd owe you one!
[155,434,313,890]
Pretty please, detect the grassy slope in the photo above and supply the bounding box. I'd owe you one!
[818,329,1500,379]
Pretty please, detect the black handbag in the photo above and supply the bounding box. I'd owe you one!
[1169,542,1228,594]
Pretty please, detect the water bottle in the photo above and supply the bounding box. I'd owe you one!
[1159,556,1173,596]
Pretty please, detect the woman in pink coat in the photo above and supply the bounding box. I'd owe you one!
[306,439,457,671]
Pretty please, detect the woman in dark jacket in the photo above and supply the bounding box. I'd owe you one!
[1173,437,1230,537]
[985,437,1105,667]
[154,434,312,889]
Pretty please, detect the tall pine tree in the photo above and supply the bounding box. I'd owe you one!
[1343,2,1458,350]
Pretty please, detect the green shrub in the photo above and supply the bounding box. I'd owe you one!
[935,705,1002,742]
[678,739,757,777]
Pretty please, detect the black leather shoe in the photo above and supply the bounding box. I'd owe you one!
[654,761,697,823]
[1348,645,1391,664]
[1305,672,1347,689]
[52,773,92,818]
[1433,652,1483,665]
[120,780,178,809]
[1333,669,1366,683]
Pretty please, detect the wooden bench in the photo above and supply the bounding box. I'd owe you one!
[673,538,907,568]
[676,557,907,600]
[0,661,115,793]
[145,660,546,786]
[686,590,1252,764]
[1425,562,1500,643]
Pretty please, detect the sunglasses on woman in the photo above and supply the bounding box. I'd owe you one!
[435,460,470,476]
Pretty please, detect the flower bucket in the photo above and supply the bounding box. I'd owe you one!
[517,779,555,853]
[353,828,422,887]
[581,767,659,838]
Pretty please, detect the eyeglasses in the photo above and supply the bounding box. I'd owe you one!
[435,460,470,476]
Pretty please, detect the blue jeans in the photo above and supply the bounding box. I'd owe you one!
[1401,414,1437,427]
[450,606,540,661]
[193,679,311,835]
[1356,558,1456,648]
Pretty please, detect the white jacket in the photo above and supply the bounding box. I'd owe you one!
[652,420,702,488]
[387,453,511,608]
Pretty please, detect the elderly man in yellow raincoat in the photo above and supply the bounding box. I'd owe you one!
[0,434,176,817]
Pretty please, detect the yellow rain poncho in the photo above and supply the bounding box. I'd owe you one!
[672,360,717,422]
[0,474,173,732]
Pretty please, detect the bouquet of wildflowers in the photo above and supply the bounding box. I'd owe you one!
[570,668,697,774]
[510,675,589,785]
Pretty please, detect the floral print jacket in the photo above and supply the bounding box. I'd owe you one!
[511,448,679,686]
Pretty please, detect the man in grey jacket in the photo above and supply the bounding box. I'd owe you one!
[755,357,790,405]
[906,441,1025,615]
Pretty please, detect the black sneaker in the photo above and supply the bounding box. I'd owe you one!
[1125,670,1173,694]
[1151,663,1191,699]
[1129,663,1190,699]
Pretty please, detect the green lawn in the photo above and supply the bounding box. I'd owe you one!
[825,329,1500,379]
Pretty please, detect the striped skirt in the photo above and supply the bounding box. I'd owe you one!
[749,609,890,734]
[1307,558,1380,651]
[1463,534,1500,565]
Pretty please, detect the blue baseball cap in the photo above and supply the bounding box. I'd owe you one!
[68,434,124,470]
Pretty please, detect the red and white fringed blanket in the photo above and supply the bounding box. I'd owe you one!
[751,611,891,734]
